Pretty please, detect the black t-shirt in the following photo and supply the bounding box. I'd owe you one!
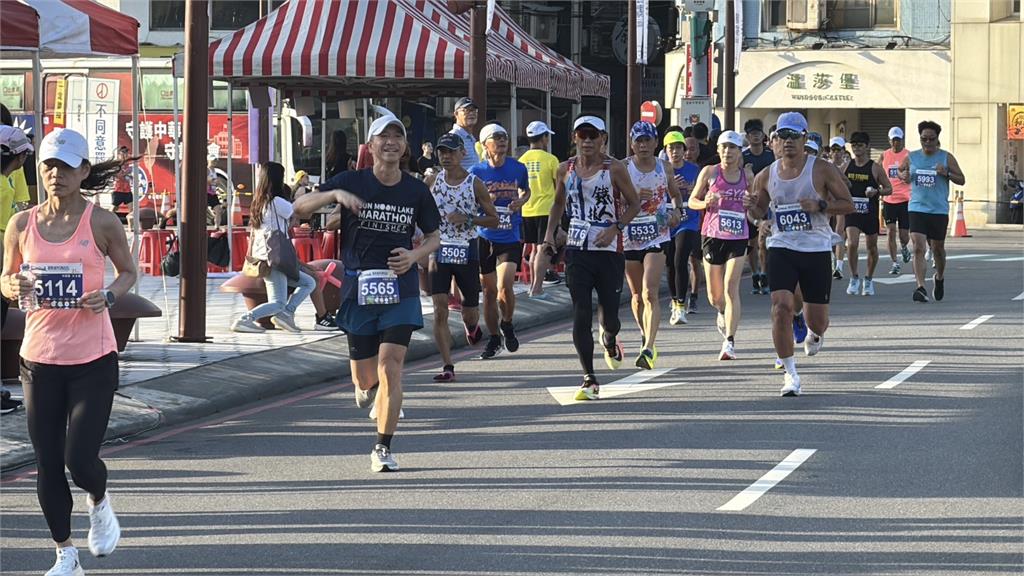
[698,143,720,167]
[417,155,439,175]
[742,147,776,175]
[321,168,441,300]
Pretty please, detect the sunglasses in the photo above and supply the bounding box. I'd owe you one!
[776,129,804,141]
[488,134,508,142]
[574,128,601,141]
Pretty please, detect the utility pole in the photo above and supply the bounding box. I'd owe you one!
[724,0,736,130]
[177,0,209,342]
[627,0,641,151]
[470,2,487,119]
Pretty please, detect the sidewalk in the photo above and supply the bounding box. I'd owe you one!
[0,272,585,472]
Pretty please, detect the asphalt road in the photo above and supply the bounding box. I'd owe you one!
[2,231,1022,576]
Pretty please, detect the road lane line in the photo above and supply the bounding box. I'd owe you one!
[984,256,1024,262]
[717,449,816,512]
[546,368,675,406]
[1013,291,1024,301]
[875,360,931,390]
[959,315,994,330]
[945,253,995,260]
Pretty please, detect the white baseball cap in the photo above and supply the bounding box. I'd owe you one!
[776,111,808,133]
[39,128,88,168]
[478,123,508,143]
[888,127,905,140]
[717,130,744,148]
[573,115,606,132]
[525,121,554,138]
[0,126,33,155]
[829,136,847,148]
[804,140,820,153]
[367,115,406,140]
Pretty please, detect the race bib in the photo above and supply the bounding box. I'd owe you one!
[718,209,746,236]
[567,218,592,248]
[357,269,400,306]
[852,197,869,214]
[436,241,469,265]
[31,263,84,309]
[915,169,937,188]
[774,203,812,232]
[495,206,513,231]
[888,165,899,179]
[626,215,659,245]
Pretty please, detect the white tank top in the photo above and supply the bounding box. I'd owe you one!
[624,158,671,250]
[431,170,479,243]
[766,156,834,253]
[566,156,621,253]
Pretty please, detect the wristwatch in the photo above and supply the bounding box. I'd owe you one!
[101,289,116,308]
[818,199,828,213]
[615,222,626,232]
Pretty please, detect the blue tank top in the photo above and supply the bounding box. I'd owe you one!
[908,149,950,215]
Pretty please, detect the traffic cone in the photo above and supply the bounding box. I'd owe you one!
[231,194,243,227]
[953,190,971,238]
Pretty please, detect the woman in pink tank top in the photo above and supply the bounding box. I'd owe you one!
[1,128,136,574]
[688,130,755,362]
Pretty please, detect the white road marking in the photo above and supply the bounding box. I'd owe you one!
[959,315,994,330]
[984,256,1024,262]
[945,253,995,260]
[717,449,817,512]
[871,274,918,285]
[876,360,931,390]
[1014,291,1024,301]
[546,368,677,406]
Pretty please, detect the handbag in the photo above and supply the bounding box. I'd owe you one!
[242,229,270,278]
[161,236,180,277]
[265,199,300,281]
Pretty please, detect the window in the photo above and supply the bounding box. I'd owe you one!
[142,73,245,112]
[1014,0,1021,14]
[150,1,185,30]
[762,0,787,29]
[150,1,286,31]
[828,0,897,29]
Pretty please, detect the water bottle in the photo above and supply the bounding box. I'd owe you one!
[18,263,38,312]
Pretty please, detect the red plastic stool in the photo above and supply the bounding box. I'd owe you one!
[319,231,337,260]
[138,229,175,276]
[292,236,321,263]
[229,228,249,271]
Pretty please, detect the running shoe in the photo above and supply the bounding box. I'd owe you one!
[901,244,912,263]
[271,312,301,333]
[751,274,762,295]
[543,270,563,286]
[574,377,600,401]
[716,311,726,338]
[687,294,698,314]
[45,546,84,576]
[0,390,22,415]
[230,316,265,333]
[371,444,399,472]
[913,286,929,303]
[669,300,687,325]
[354,383,379,409]
[846,277,861,296]
[433,366,455,382]
[804,333,824,357]
[600,327,623,370]
[635,348,657,370]
[500,321,519,353]
[87,492,121,557]
[774,358,784,370]
[862,278,875,296]
[832,267,843,280]
[780,373,801,397]
[759,275,771,295]
[889,261,902,275]
[465,324,484,346]
[933,276,944,301]
[315,313,341,331]
[719,340,736,360]
[529,291,554,302]
[792,314,808,344]
[479,335,503,359]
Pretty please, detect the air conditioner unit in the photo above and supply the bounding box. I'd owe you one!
[786,0,824,31]
[529,14,558,44]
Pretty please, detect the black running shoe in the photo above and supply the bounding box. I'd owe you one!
[500,322,519,353]
[479,335,503,359]
[1,390,22,415]
[542,270,563,286]
[913,286,929,303]
[933,277,944,301]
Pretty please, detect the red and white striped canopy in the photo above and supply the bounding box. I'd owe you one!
[21,0,139,57]
[0,0,40,51]
[208,0,609,100]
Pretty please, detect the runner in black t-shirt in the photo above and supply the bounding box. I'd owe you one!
[742,119,776,295]
[295,115,441,473]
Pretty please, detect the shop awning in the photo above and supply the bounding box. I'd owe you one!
[0,0,40,52]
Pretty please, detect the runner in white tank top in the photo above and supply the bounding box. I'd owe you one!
[622,122,683,370]
[746,112,854,398]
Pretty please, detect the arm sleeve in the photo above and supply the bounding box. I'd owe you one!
[275,197,295,220]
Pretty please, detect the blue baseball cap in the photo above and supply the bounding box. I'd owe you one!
[630,121,658,142]
[776,112,808,133]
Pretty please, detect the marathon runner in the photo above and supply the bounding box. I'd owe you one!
[663,130,701,326]
[683,131,705,314]
[424,133,499,382]
[843,132,893,296]
[623,121,682,369]
[689,130,755,360]
[742,119,775,295]
[746,112,854,396]
[881,127,913,274]
[449,97,481,171]
[470,123,531,359]
[898,120,966,302]
[518,121,562,298]
[295,115,442,472]
[828,136,851,280]
[542,115,640,400]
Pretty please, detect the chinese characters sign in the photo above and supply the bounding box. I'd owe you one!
[1009,105,1024,141]
[64,77,119,163]
[785,71,860,103]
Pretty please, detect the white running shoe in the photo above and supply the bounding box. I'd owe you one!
[862,278,875,296]
[45,546,84,576]
[87,492,120,557]
[371,444,399,472]
[780,373,801,397]
[846,277,861,295]
[804,333,824,357]
[719,340,736,360]
[230,316,265,333]
[669,301,687,326]
[889,261,901,275]
[716,311,726,337]
[271,312,302,333]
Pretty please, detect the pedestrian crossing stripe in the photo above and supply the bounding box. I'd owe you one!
[547,368,679,405]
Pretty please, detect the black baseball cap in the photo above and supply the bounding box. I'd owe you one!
[454,97,477,111]
[436,133,463,151]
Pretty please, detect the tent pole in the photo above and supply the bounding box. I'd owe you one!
[131,55,141,340]
[545,91,552,153]
[173,69,181,241]
[510,85,518,154]
[226,80,234,270]
[32,54,43,204]
[320,98,327,180]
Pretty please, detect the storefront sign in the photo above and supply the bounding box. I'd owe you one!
[785,71,860,103]
[679,96,712,127]
[1009,105,1024,141]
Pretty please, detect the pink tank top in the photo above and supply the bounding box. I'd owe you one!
[701,166,750,240]
[19,202,117,365]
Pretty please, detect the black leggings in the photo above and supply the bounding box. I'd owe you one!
[666,230,700,301]
[565,250,625,376]
[22,352,119,543]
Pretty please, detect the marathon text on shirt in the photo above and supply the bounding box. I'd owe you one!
[358,202,416,234]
